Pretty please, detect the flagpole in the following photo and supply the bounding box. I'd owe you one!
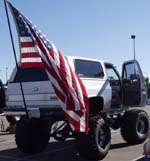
[131,35,136,61]
[4,0,29,118]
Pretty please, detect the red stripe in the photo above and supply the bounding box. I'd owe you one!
[49,50,54,59]
[23,37,89,133]
[45,52,89,132]
[21,42,35,48]
[69,68,82,110]
[36,39,70,97]
[21,52,41,58]
[45,61,76,111]
[52,84,65,103]
[58,50,77,111]
[76,73,89,133]
[21,62,44,68]
[43,60,69,96]
[65,112,80,132]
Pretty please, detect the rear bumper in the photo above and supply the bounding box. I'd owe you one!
[4,107,65,121]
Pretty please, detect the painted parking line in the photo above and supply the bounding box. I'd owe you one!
[131,155,144,161]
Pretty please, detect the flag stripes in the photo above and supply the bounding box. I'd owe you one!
[8,1,89,133]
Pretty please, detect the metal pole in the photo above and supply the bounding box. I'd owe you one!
[131,35,136,61]
[4,0,29,117]
[131,35,136,75]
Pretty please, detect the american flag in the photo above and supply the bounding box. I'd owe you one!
[8,2,89,133]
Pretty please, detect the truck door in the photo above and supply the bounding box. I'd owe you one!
[122,60,147,107]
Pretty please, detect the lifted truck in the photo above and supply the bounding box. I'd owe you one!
[4,56,149,160]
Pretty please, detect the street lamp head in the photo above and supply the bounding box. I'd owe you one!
[131,35,136,39]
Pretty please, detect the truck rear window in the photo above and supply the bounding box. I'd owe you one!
[13,68,49,82]
[75,59,104,78]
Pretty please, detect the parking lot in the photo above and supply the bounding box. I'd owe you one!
[0,106,149,161]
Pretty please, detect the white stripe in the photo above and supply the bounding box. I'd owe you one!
[46,71,65,95]
[20,36,32,42]
[74,73,85,104]
[21,57,42,63]
[35,44,51,67]
[67,110,80,122]
[37,40,81,112]
[64,58,81,111]
[51,42,60,67]
[64,58,72,88]
[46,43,61,79]
[65,110,85,132]
[80,112,86,132]
[37,40,61,80]
[21,47,38,53]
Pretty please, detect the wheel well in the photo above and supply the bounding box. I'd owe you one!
[89,97,104,114]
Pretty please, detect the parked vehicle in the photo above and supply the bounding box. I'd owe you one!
[146,98,150,105]
[4,56,149,160]
[0,79,5,110]
[0,79,19,131]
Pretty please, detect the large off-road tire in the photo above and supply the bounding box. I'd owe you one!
[15,117,50,154]
[75,116,111,160]
[121,109,149,145]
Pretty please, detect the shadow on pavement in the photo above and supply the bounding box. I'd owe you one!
[0,139,90,161]
[0,139,143,161]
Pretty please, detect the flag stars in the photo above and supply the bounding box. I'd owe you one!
[48,45,52,49]
[44,40,47,44]
[31,26,35,30]
[39,34,44,39]
[35,31,40,35]
[17,15,23,21]
[25,25,29,30]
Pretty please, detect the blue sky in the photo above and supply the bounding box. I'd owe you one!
[0,0,150,83]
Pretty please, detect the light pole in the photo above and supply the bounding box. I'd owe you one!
[131,35,136,60]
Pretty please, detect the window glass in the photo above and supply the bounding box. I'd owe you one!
[75,59,104,78]
[123,63,140,80]
[14,68,49,82]
[106,68,119,81]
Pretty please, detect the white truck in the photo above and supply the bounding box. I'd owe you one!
[4,56,149,160]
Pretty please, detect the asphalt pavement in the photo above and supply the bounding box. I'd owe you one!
[0,106,149,161]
